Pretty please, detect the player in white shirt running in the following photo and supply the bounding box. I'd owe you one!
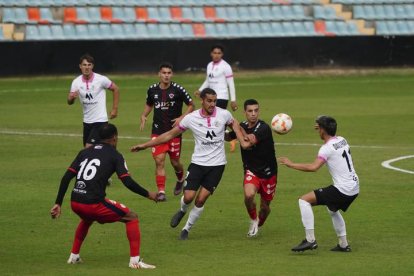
[67,54,120,148]
[195,44,238,152]
[131,88,244,240]
[279,116,359,253]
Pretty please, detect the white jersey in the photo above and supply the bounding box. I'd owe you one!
[178,107,234,166]
[318,136,359,196]
[199,59,236,101]
[70,72,113,124]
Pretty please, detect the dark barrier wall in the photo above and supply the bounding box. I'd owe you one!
[0,36,413,76]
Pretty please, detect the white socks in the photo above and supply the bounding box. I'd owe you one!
[183,205,204,232]
[180,196,190,213]
[327,208,348,247]
[130,256,140,264]
[298,199,315,242]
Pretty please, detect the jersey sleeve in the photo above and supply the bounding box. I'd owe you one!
[224,63,234,78]
[178,85,193,105]
[145,88,154,106]
[318,144,330,162]
[70,79,78,93]
[101,75,113,89]
[114,152,130,179]
[178,113,191,131]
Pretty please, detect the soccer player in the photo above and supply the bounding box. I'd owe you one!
[68,53,120,148]
[140,62,194,202]
[131,88,243,240]
[226,99,278,237]
[279,116,359,252]
[50,124,157,269]
[194,44,238,152]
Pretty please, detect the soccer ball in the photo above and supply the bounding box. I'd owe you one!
[271,113,292,134]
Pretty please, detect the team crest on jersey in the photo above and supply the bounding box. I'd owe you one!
[154,94,159,99]
[169,93,174,99]
[215,121,220,127]
[76,181,86,189]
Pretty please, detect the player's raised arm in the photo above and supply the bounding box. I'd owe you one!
[131,126,183,152]
[108,83,119,119]
[278,156,325,172]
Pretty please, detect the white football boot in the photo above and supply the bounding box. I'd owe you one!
[129,258,156,269]
[247,218,259,237]
[67,253,82,264]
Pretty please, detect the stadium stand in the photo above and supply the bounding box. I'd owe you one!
[0,0,413,40]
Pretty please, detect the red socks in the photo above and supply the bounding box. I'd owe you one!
[71,220,92,254]
[175,171,184,182]
[156,175,166,193]
[126,220,141,257]
[247,207,257,220]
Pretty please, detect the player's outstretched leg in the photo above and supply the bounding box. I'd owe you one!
[170,196,189,228]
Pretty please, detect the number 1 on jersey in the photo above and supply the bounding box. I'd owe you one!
[342,149,352,172]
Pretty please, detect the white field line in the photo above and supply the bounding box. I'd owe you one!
[1,129,413,151]
[381,155,414,175]
[1,78,414,94]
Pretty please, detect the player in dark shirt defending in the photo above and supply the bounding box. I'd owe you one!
[140,62,194,201]
[50,124,158,269]
[226,99,278,237]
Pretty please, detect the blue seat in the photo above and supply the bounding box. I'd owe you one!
[134,23,149,39]
[25,25,39,40]
[98,24,112,39]
[63,24,76,39]
[123,7,136,23]
[215,7,227,21]
[238,23,250,37]
[181,23,194,38]
[353,6,364,19]
[204,23,217,37]
[76,7,90,23]
[259,5,273,21]
[271,6,284,20]
[192,7,205,21]
[122,23,135,38]
[271,22,285,37]
[395,5,407,20]
[40,8,60,23]
[292,21,307,36]
[13,8,30,24]
[396,20,410,35]
[225,7,239,21]
[237,6,250,20]
[147,23,161,38]
[282,21,295,36]
[347,22,360,35]
[304,21,317,36]
[214,23,229,38]
[87,24,101,39]
[363,5,375,20]
[75,24,89,39]
[259,22,273,36]
[158,24,173,38]
[147,7,161,21]
[376,21,388,35]
[181,7,195,21]
[386,21,398,34]
[384,5,396,19]
[374,5,387,20]
[227,23,239,36]
[248,22,262,37]
[88,7,104,23]
[38,25,53,40]
[50,24,65,39]
[249,6,262,21]
[158,7,172,22]
[0,26,4,41]
[292,5,307,19]
[280,6,295,20]
[111,24,126,39]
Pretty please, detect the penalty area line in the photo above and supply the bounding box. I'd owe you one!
[381,155,414,175]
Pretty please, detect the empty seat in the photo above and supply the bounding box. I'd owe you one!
[271,22,285,37]
[135,7,157,22]
[134,23,149,38]
[147,23,161,38]
[204,6,225,22]
[75,24,89,39]
[25,25,39,40]
[40,8,60,23]
[3,8,30,24]
[181,23,194,38]
[192,23,206,37]
[38,25,53,39]
[282,21,295,36]
[51,24,65,39]
[123,23,135,37]
[259,5,272,21]
[62,24,76,39]
[111,23,126,39]
[87,24,100,39]
[170,6,191,22]
[64,7,87,24]
[121,7,136,23]
[101,7,123,23]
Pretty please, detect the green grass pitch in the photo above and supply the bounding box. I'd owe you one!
[1,69,414,275]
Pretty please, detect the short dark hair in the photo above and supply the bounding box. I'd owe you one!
[99,123,118,140]
[316,115,337,136]
[244,99,259,110]
[211,44,224,53]
[159,62,173,71]
[80,53,94,64]
[200,88,217,99]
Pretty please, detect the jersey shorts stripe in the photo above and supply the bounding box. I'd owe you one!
[243,170,277,202]
[314,185,358,212]
[71,198,130,224]
[150,134,182,159]
[184,163,225,194]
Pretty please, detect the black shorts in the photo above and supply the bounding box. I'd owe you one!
[314,185,358,212]
[216,99,228,109]
[83,122,107,146]
[184,163,225,194]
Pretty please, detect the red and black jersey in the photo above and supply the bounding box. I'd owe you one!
[67,143,130,204]
[146,82,192,135]
[240,120,277,178]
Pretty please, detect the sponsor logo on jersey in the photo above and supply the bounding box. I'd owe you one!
[206,130,217,140]
[154,101,176,109]
[169,93,174,99]
[85,93,93,100]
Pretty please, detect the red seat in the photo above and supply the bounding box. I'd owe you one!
[101,7,122,23]
[170,6,191,23]
[203,6,225,22]
[64,7,87,24]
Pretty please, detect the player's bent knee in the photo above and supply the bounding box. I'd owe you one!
[122,211,138,221]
